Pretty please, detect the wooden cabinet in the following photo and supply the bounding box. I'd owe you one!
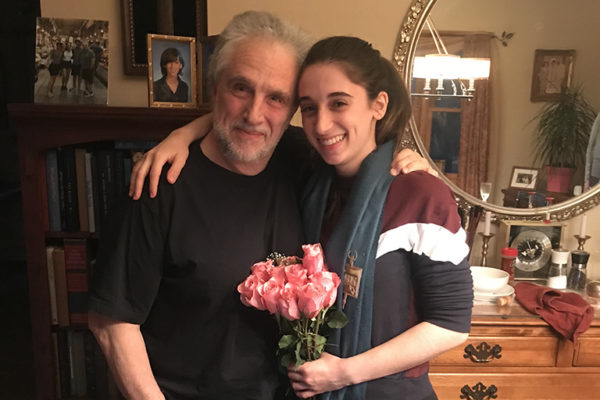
[430,302,600,399]
[9,104,208,400]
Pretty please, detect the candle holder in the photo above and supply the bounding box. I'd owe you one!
[574,234,591,251]
[479,233,495,266]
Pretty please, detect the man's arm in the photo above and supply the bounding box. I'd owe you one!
[129,113,213,199]
[130,117,435,200]
[89,311,165,400]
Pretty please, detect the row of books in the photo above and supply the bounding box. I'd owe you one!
[51,330,120,399]
[46,239,93,327]
[45,141,156,233]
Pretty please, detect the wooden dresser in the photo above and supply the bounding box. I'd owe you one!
[430,301,600,399]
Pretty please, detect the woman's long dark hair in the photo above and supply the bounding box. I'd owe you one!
[300,36,412,144]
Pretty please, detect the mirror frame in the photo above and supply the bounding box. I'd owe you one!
[121,0,207,75]
[392,0,600,221]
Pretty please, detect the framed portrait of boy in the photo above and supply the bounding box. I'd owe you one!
[147,34,197,108]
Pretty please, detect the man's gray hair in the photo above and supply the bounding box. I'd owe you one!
[207,11,313,90]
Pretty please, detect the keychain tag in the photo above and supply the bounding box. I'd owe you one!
[343,251,362,309]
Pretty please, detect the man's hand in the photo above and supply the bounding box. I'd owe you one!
[287,352,353,398]
[128,114,214,199]
[129,134,190,199]
[389,148,438,177]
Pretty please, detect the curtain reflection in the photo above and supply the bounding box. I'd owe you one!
[411,33,492,198]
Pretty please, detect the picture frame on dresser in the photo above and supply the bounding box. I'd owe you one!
[509,166,539,190]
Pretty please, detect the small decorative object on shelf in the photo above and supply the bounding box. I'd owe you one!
[547,249,569,289]
[574,234,591,251]
[479,232,494,266]
[567,250,590,291]
[500,247,518,285]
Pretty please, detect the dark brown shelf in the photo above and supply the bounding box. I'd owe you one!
[9,103,210,400]
[45,231,100,240]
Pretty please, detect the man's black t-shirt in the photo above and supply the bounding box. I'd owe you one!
[89,135,305,399]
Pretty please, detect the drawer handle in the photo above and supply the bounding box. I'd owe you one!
[460,382,498,400]
[463,342,502,363]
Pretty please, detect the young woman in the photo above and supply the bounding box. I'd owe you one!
[286,36,473,400]
[61,42,73,91]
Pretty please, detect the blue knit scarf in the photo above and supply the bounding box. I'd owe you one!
[301,140,396,400]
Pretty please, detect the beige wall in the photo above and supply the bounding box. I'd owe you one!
[41,0,600,277]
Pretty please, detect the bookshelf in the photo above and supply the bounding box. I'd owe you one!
[9,103,209,400]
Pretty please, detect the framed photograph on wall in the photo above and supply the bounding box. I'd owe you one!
[197,35,218,104]
[509,166,539,190]
[530,49,575,102]
[147,34,197,108]
[121,0,207,75]
[34,17,109,105]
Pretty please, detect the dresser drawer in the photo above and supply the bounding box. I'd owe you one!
[430,372,600,400]
[574,336,600,366]
[431,336,559,367]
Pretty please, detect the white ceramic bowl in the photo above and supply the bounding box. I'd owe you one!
[470,266,509,293]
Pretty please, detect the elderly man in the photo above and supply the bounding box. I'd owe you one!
[89,11,312,400]
[89,10,428,400]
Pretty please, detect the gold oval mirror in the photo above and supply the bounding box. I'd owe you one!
[393,0,600,221]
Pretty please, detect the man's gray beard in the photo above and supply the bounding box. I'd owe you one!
[212,120,277,163]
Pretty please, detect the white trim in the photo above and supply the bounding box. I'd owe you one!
[376,223,469,265]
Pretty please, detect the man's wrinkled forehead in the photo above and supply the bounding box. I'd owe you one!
[218,37,298,89]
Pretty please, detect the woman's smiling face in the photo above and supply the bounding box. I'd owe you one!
[298,62,387,177]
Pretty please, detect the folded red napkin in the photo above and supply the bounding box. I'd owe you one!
[515,282,593,342]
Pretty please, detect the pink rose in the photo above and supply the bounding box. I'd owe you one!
[311,271,341,308]
[237,274,266,311]
[260,276,285,315]
[277,283,301,321]
[269,265,287,283]
[284,263,308,286]
[251,260,274,282]
[297,281,327,319]
[302,244,326,275]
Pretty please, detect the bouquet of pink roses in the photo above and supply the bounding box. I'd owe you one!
[237,244,348,367]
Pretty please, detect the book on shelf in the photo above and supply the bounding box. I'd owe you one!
[67,330,87,396]
[51,247,70,327]
[84,151,97,233]
[75,148,90,232]
[57,147,80,232]
[46,246,59,325]
[45,150,61,232]
[64,239,89,326]
[55,330,71,397]
[51,332,62,398]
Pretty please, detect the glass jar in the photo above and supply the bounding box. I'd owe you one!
[547,250,569,289]
[501,247,518,285]
[567,250,590,291]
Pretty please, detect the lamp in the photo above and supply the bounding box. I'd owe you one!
[461,57,491,94]
[411,17,490,99]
